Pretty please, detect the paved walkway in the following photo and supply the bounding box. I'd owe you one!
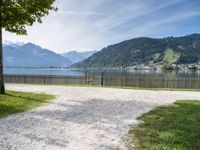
[1,84,200,150]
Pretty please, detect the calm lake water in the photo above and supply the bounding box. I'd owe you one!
[4,68,200,78]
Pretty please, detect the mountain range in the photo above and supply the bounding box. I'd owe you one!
[3,43,97,67]
[4,33,200,68]
[3,43,72,67]
[61,51,97,64]
[73,34,200,68]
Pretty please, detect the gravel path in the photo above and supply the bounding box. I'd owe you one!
[1,84,200,150]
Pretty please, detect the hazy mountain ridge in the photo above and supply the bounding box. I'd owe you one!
[3,43,72,67]
[73,34,200,68]
[61,51,98,64]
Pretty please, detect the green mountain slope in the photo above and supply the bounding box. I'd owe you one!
[73,34,200,68]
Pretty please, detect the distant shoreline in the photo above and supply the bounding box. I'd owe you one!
[5,65,200,71]
[5,66,72,69]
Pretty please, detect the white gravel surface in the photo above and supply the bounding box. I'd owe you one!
[1,84,200,150]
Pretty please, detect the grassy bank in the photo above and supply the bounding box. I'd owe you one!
[0,91,55,118]
[107,86,200,92]
[127,100,200,150]
[46,84,200,92]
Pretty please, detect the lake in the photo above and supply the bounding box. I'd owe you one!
[4,68,200,78]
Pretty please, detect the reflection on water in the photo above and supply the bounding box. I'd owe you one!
[4,68,84,76]
[4,68,200,78]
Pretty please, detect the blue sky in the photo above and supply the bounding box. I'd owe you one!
[3,0,200,53]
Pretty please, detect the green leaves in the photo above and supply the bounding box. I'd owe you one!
[0,0,57,35]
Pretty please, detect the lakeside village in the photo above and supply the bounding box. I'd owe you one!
[6,64,200,72]
[121,64,200,71]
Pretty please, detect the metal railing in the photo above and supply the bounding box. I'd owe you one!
[4,74,200,89]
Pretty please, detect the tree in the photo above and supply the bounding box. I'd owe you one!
[0,0,57,94]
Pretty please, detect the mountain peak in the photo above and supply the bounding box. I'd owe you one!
[22,42,41,48]
[188,33,200,36]
[62,50,97,64]
[4,43,72,67]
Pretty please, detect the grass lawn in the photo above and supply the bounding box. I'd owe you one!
[127,100,200,150]
[45,83,200,92]
[108,86,200,92]
[0,91,55,118]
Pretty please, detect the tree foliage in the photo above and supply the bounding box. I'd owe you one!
[0,0,57,94]
[0,0,57,35]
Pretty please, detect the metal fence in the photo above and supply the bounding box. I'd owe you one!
[103,76,200,89]
[4,74,200,89]
[4,74,86,85]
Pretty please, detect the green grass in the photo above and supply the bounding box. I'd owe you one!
[107,86,200,92]
[43,83,200,92]
[0,91,55,118]
[163,48,180,64]
[127,100,200,150]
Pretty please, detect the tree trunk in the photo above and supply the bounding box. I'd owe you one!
[0,26,5,94]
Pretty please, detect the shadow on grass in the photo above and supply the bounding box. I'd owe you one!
[5,93,49,104]
[5,92,72,108]
[0,91,54,118]
[0,104,24,117]
[127,100,200,150]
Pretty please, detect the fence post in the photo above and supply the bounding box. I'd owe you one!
[44,75,46,84]
[85,71,87,85]
[101,72,104,86]
[125,71,128,86]
[24,75,26,84]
